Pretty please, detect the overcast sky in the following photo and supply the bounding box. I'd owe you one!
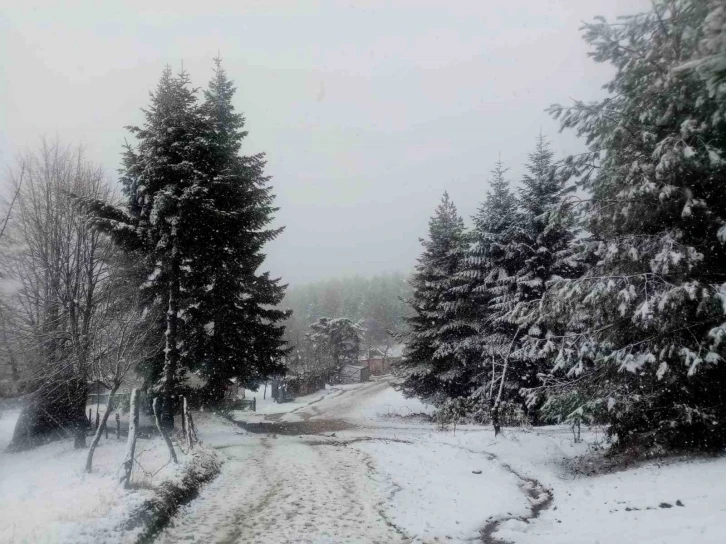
[1,0,650,285]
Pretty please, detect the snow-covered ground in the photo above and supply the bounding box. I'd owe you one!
[234,383,354,418]
[3,382,724,543]
[159,378,726,543]
[0,408,195,544]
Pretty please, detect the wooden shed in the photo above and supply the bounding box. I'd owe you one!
[339,364,370,384]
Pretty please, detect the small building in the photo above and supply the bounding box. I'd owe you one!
[339,364,370,384]
[361,348,389,375]
[359,345,405,376]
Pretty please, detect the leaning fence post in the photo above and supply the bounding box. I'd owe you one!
[122,388,139,489]
[181,397,187,437]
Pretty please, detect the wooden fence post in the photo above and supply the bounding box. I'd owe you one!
[188,410,198,444]
[181,396,187,437]
[122,388,139,488]
[183,397,193,449]
[115,413,120,440]
[88,408,93,429]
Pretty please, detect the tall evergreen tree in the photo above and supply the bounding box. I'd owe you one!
[184,59,289,402]
[458,160,520,413]
[496,136,577,417]
[82,66,212,429]
[399,193,468,401]
[546,0,726,450]
[443,161,517,409]
[80,63,289,424]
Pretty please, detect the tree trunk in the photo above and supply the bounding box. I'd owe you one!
[183,397,193,450]
[122,388,139,489]
[491,398,501,437]
[85,385,118,473]
[492,327,521,438]
[161,228,180,433]
[187,409,198,444]
[153,397,178,463]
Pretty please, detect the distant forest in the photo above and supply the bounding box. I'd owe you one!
[282,273,413,350]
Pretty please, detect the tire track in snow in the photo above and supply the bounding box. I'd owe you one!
[437,443,553,544]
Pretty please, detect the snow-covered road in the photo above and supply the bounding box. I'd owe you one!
[154,379,726,544]
[157,380,419,543]
[156,379,528,543]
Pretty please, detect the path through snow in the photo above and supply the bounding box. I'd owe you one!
[154,379,726,543]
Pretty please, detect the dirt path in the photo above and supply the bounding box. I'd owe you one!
[157,432,407,544]
[157,381,411,543]
[156,380,544,544]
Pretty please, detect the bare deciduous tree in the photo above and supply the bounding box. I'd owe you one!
[1,139,116,450]
[85,274,160,472]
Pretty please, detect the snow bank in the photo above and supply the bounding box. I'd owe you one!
[0,408,19,451]
[0,413,218,544]
[496,453,726,544]
[347,382,434,421]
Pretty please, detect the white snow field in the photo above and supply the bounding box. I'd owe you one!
[159,378,726,544]
[0,407,195,544]
[2,381,725,543]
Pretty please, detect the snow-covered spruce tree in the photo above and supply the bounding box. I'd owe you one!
[494,136,578,424]
[399,193,469,401]
[545,0,726,451]
[308,317,362,376]
[442,161,516,418]
[79,66,212,430]
[184,58,288,403]
[457,161,523,425]
[674,0,726,96]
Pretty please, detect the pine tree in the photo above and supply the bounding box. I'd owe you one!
[447,160,518,410]
[96,66,212,430]
[399,193,468,401]
[308,317,362,372]
[467,161,522,431]
[546,0,726,450]
[184,58,289,402]
[495,136,577,422]
[675,0,726,96]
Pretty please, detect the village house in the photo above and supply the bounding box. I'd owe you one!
[358,344,404,376]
